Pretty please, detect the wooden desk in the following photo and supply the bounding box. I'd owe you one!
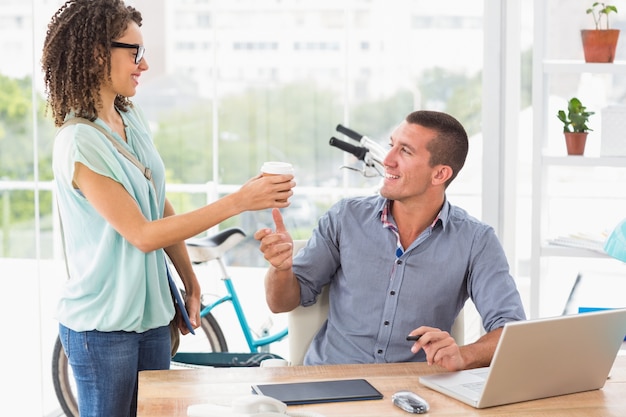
[138,355,626,416]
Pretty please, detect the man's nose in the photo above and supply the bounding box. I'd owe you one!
[383,147,397,166]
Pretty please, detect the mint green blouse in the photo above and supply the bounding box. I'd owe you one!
[52,106,173,332]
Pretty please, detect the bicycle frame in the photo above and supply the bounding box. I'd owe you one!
[199,257,288,352]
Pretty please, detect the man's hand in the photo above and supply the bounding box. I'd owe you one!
[254,208,301,313]
[408,326,465,371]
[254,208,294,271]
[408,326,502,371]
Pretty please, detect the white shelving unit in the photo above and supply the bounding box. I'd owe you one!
[530,0,626,318]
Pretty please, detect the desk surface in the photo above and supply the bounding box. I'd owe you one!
[138,355,626,416]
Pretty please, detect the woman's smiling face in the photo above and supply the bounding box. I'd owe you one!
[104,21,148,99]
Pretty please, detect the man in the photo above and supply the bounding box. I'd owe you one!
[255,110,526,371]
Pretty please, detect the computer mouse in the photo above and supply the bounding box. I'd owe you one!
[392,390,430,414]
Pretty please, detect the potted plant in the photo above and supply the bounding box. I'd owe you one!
[557,97,595,155]
[582,2,620,63]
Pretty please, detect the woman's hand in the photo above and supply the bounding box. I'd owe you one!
[235,174,295,211]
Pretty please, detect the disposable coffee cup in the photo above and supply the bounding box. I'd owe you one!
[261,162,294,203]
[261,161,294,176]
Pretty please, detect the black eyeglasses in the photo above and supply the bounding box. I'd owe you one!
[111,41,145,65]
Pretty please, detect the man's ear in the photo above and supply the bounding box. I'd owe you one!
[432,165,453,185]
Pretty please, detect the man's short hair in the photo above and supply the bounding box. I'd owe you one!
[406,110,468,187]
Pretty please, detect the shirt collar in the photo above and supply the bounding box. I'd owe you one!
[378,197,450,231]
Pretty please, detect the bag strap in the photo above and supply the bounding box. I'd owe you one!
[55,117,157,279]
[61,117,155,189]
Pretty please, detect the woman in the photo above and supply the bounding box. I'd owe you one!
[42,1,295,416]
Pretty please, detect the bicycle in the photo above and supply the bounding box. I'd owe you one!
[172,227,289,363]
[52,123,384,417]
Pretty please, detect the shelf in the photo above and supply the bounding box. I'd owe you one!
[530,0,626,318]
[543,60,626,74]
[541,156,626,167]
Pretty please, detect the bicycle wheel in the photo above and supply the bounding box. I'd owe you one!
[52,336,78,417]
[176,311,228,354]
[52,311,227,417]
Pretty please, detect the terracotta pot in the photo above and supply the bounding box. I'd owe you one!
[564,132,588,155]
[581,29,620,63]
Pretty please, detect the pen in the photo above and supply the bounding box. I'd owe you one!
[406,335,421,341]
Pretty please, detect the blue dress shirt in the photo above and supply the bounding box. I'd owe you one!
[293,195,526,365]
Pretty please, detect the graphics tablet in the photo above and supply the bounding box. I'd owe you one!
[251,379,383,405]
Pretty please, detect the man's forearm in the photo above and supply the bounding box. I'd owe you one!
[459,327,503,369]
[264,266,301,313]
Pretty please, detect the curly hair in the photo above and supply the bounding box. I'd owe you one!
[42,0,142,127]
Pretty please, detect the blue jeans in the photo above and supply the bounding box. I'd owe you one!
[58,323,171,417]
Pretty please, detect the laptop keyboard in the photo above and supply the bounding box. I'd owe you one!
[461,381,485,393]
[461,368,488,393]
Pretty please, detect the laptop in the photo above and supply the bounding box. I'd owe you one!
[419,308,626,408]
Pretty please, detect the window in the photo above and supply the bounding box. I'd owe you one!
[0,1,495,414]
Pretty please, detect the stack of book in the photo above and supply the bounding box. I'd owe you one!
[546,231,608,254]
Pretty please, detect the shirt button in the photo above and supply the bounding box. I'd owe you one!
[377,349,383,354]
[390,291,396,295]
[396,259,403,265]
[384,320,389,325]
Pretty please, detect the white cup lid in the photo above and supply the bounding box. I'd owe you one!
[261,161,294,175]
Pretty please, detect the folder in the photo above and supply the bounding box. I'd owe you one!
[166,263,195,335]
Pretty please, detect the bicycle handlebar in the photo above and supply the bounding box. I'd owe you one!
[335,124,387,167]
[335,124,363,141]
[331,124,387,178]
[329,136,368,161]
